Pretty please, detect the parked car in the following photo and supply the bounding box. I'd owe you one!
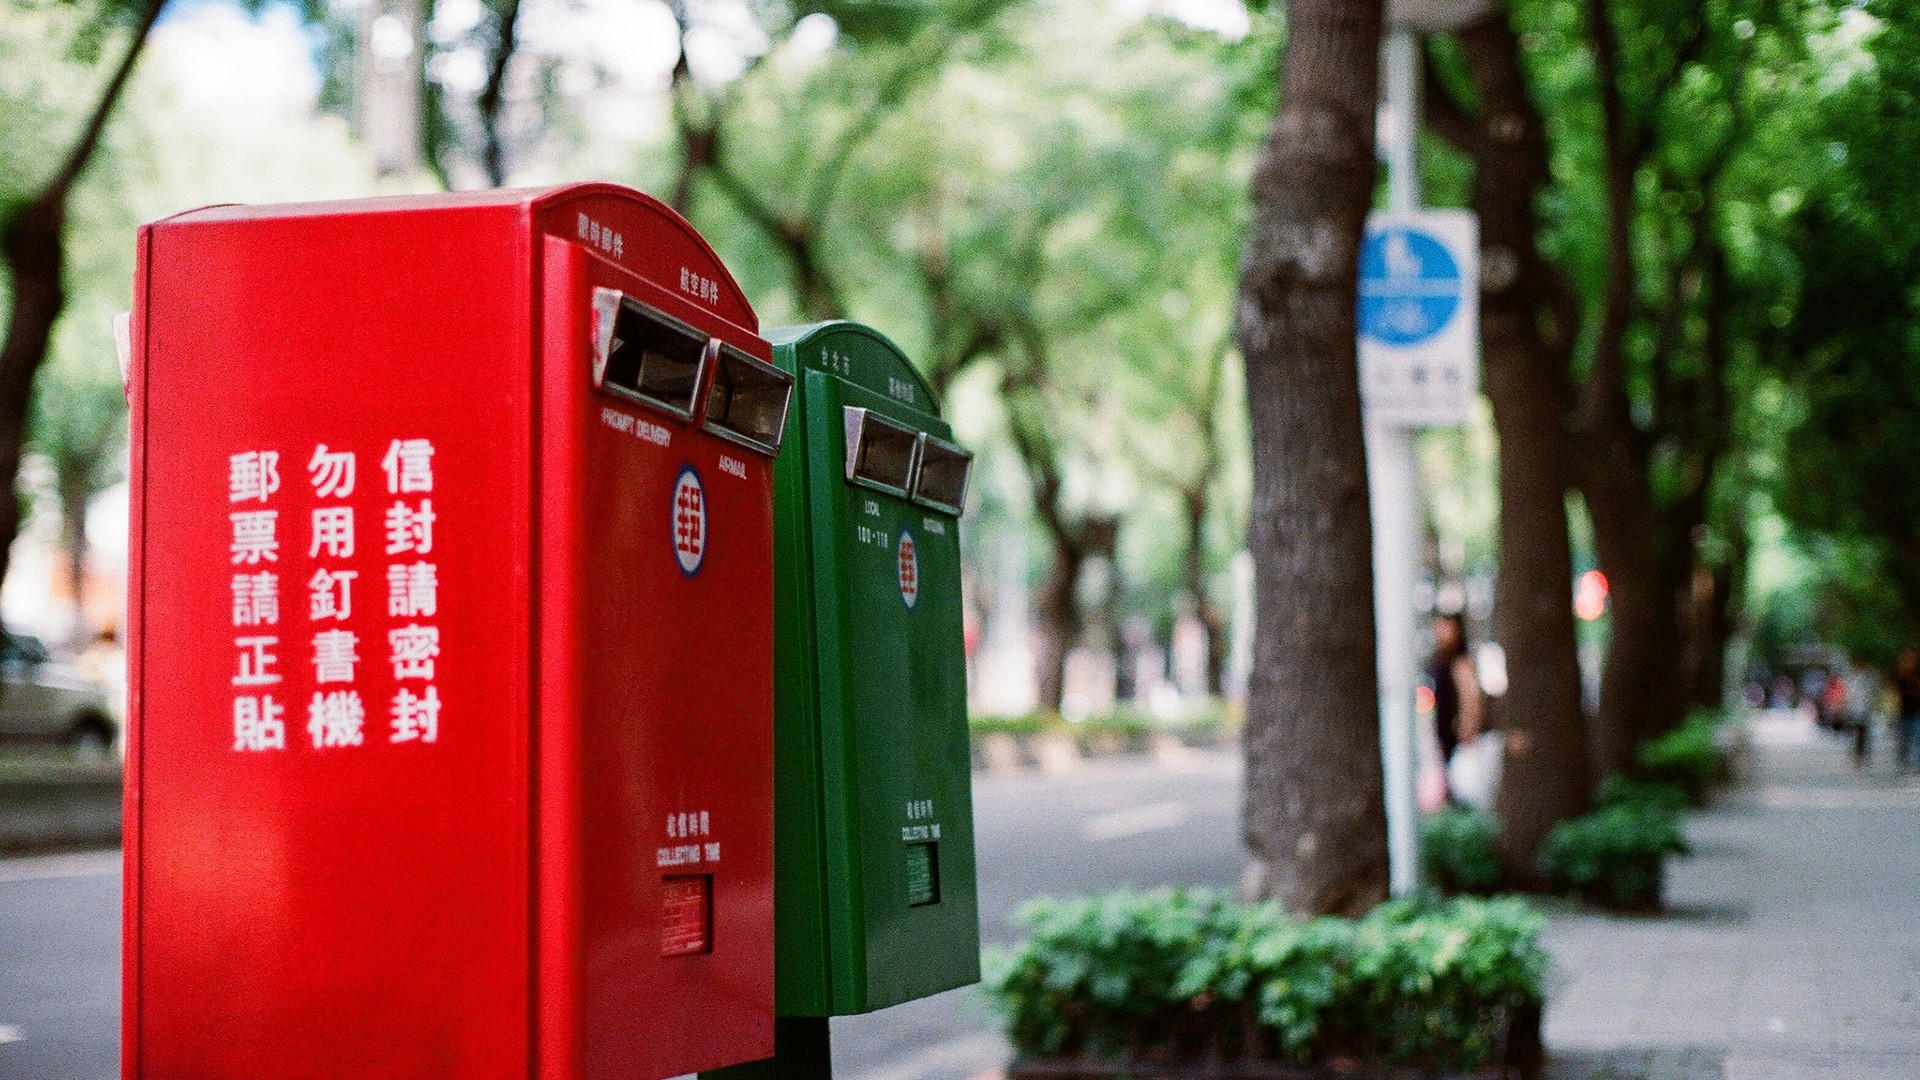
[0,629,117,752]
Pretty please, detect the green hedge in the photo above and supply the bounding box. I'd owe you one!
[980,889,1546,1071]
[1635,709,1730,804]
[1537,804,1690,910]
[1419,805,1504,896]
[1418,776,1697,905]
[969,711,1068,738]
[971,701,1236,746]
[1594,774,1691,812]
[1078,706,1157,741]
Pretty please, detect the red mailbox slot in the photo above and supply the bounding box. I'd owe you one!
[126,183,784,1080]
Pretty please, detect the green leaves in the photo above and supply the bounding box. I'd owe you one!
[1594,774,1693,812]
[1633,708,1731,801]
[1537,803,1690,908]
[1419,804,1504,896]
[1762,5,1920,638]
[1349,898,1548,1068]
[983,887,1234,1056]
[792,0,996,45]
[978,889,1546,1069]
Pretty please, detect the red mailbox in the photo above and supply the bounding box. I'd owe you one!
[125,183,789,1080]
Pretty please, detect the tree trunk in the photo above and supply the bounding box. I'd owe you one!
[0,204,63,608]
[1586,494,1683,768]
[780,221,842,320]
[61,473,90,648]
[476,0,523,188]
[1184,487,1230,696]
[0,0,163,601]
[1686,419,1748,713]
[1236,0,1388,917]
[1574,0,1688,774]
[1084,525,1123,704]
[1681,559,1733,708]
[1032,540,1084,715]
[1442,14,1595,881]
[665,0,711,215]
[1201,604,1229,698]
[1675,217,1738,711]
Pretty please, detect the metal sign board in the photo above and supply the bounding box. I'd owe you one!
[1358,210,1479,427]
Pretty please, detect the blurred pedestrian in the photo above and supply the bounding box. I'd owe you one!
[1427,613,1484,792]
[1772,673,1796,710]
[1819,667,1846,731]
[1839,656,1883,770]
[1895,648,1920,775]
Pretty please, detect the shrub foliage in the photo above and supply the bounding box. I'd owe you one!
[1635,710,1731,804]
[980,889,1546,1071]
[1536,804,1690,910]
[1420,805,1505,896]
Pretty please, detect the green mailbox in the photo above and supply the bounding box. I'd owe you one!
[768,320,980,1016]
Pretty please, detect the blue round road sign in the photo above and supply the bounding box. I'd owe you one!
[1358,227,1463,347]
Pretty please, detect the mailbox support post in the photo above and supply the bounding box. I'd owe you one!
[702,1018,833,1080]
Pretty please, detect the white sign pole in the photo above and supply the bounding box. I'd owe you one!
[1372,27,1424,897]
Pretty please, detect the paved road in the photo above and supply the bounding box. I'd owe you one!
[0,749,1244,1080]
[0,849,122,1080]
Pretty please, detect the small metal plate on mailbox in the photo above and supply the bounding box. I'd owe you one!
[905,842,939,907]
[662,875,713,956]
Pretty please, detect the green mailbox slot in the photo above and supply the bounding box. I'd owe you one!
[769,320,981,1017]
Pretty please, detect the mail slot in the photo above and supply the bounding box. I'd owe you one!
[707,343,796,455]
[127,183,785,1080]
[764,320,979,1017]
[843,406,920,494]
[591,289,709,416]
[911,434,972,515]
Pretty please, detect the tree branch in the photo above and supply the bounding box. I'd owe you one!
[1578,0,1637,422]
[477,0,523,187]
[39,0,167,205]
[0,0,167,600]
[804,48,937,223]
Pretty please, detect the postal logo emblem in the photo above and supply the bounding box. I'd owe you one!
[897,529,919,609]
[672,465,707,576]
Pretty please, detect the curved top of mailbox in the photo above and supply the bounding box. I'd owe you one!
[154,182,759,332]
[766,320,940,416]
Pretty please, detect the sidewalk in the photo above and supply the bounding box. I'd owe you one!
[1542,711,1920,1079]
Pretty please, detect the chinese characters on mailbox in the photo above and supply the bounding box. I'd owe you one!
[227,439,443,753]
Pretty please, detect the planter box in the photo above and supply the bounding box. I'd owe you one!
[1007,1002,1542,1080]
[1572,857,1666,914]
[1012,1058,1521,1080]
